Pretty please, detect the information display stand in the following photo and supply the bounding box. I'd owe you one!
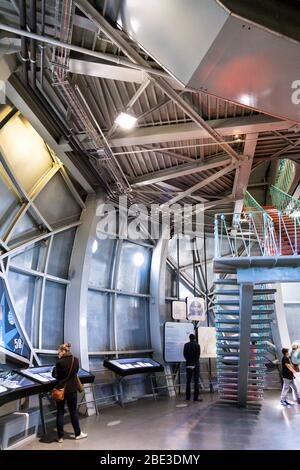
[103,358,164,406]
[16,366,95,435]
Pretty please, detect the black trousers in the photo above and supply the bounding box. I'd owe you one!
[56,391,81,438]
[186,365,199,400]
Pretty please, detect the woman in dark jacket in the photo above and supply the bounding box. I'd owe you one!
[52,343,87,443]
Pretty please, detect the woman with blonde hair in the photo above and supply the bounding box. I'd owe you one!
[52,342,87,443]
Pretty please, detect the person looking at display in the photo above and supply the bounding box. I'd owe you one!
[280,348,300,406]
[183,333,202,402]
[52,342,88,443]
[290,342,300,401]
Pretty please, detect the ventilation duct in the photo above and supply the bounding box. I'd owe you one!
[105,0,300,123]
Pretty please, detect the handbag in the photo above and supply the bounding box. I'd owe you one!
[77,376,84,393]
[51,356,75,402]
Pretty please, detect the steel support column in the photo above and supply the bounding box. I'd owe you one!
[64,194,103,415]
[238,282,253,406]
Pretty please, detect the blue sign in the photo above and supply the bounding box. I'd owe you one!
[0,280,30,359]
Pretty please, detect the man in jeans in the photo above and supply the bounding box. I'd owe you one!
[183,334,203,402]
[280,348,300,406]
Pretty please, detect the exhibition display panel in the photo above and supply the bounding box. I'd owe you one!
[103,357,164,376]
[18,366,95,385]
[0,366,95,407]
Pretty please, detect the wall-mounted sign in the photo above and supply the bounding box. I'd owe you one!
[0,280,30,359]
[186,297,205,322]
[164,322,194,363]
[198,327,217,358]
[171,300,187,320]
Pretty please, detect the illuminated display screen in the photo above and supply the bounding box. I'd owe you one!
[110,358,161,369]
[0,369,36,396]
[103,357,164,376]
[19,366,94,384]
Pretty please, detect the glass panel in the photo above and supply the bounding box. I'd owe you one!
[0,115,52,193]
[178,236,194,267]
[38,355,57,365]
[179,281,193,300]
[10,241,47,272]
[7,270,41,347]
[89,238,116,289]
[89,356,116,405]
[42,281,66,350]
[47,229,76,278]
[115,296,149,350]
[87,290,110,352]
[34,173,81,225]
[8,212,39,246]
[116,242,151,294]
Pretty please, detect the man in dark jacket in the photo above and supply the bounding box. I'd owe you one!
[183,333,202,401]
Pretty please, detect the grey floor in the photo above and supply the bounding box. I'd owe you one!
[19,391,300,450]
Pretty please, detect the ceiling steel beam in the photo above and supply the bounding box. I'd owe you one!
[106,78,151,138]
[255,137,300,163]
[68,58,184,90]
[58,115,293,151]
[136,145,197,164]
[0,23,174,79]
[155,182,208,203]
[130,153,232,186]
[232,133,258,215]
[161,164,237,206]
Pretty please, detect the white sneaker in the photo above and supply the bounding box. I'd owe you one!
[75,432,88,440]
[56,438,63,443]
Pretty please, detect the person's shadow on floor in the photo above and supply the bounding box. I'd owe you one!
[38,430,74,444]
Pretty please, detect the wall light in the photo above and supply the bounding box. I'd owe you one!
[133,252,145,267]
[114,112,137,129]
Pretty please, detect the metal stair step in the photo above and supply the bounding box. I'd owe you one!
[216,326,270,333]
[215,309,273,315]
[216,318,271,324]
[214,279,238,285]
[218,378,264,385]
[215,299,275,305]
[217,351,267,357]
[216,335,271,341]
[218,384,264,391]
[215,289,276,296]
[219,393,263,400]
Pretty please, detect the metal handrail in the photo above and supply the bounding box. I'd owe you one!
[215,208,300,258]
[275,159,295,194]
[270,185,300,212]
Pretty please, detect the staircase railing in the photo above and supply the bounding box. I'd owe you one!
[270,185,300,213]
[243,190,264,213]
[275,159,295,194]
[215,208,300,258]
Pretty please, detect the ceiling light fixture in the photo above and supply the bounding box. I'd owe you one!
[114,112,137,129]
